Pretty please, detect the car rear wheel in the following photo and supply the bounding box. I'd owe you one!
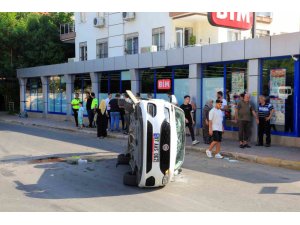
[123,171,137,186]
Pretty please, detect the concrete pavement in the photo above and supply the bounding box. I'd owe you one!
[1,112,299,171]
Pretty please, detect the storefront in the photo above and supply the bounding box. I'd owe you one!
[201,61,248,131]
[48,75,66,114]
[25,77,43,112]
[139,66,189,105]
[260,56,300,137]
[73,74,91,115]
[98,71,131,100]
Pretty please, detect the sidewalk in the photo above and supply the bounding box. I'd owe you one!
[1,112,300,171]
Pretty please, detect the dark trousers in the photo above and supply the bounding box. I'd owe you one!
[124,113,130,133]
[120,108,125,129]
[107,110,111,129]
[72,108,79,127]
[258,118,271,145]
[186,122,195,141]
[87,109,93,127]
[238,120,251,142]
[202,122,211,144]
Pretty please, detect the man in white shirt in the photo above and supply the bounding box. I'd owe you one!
[167,92,178,105]
[206,99,224,159]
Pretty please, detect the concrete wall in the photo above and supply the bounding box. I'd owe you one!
[17,31,300,78]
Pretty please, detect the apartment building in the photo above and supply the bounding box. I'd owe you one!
[18,12,300,147]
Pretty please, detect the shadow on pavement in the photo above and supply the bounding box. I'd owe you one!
[14,157,157,199]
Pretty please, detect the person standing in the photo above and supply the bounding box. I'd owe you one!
[96,100,108,139]
[257,95,275,147]
[71,93,80,127]
[205,99,224,159]
[167,92,178,105]
[105,93,112,129]
[180,95,200,145]
[118,93,126,130]
[202,99,214,144]
[85,92,93,128]
[78,102,85,129]
[90,92,98,127]
[234,93,259,148]
[109,93,121,132]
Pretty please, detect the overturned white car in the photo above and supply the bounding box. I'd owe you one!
[117,91,186,188]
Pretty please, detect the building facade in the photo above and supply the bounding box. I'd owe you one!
[18,12,300,147]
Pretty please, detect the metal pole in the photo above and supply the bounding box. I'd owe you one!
[252,12,256,38]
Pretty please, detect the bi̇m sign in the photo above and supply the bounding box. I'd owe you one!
[208,12,254,30]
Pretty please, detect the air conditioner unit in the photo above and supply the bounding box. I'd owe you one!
[122,12,135,21]
[93,17,105,28]
[141,45,157,53]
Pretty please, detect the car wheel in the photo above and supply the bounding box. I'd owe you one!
[117,154,130,165]
[123,171,137,186]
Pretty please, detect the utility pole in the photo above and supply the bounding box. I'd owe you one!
[252,12,256,38]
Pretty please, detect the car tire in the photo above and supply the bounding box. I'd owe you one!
[123,171,137,186]
[117,154,130,165]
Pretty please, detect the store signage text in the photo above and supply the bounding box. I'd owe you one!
[208,12,253,30]
[157,79,171,90]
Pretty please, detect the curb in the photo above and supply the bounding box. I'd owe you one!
[185,145,300,171]
[2,118,300,171]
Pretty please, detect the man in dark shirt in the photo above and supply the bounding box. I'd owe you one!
[85,92,93,128]
[180,95,199,145]
[257,95,275,147]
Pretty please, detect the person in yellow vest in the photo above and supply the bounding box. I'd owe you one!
[90,92,98,128]
[71,93,80,127]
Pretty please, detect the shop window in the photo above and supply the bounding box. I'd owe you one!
[121,71,131,93]
[140,70,155,98]
[225,62,248,129]
[25,78,43,112]
[261,58,295,135]
[48,76,66,114]
[74,74,91,115]
[174,67,189,105]
[156,68,173,101]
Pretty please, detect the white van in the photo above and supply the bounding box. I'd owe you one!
[118,91,186,187]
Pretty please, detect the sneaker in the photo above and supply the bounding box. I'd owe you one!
[215,153,223,159]
[192,140,200,145]
[265,144,271,147]
[206,149,213,158]
[244,144,251,148]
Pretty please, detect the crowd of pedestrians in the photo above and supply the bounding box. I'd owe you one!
[71,90,274,157]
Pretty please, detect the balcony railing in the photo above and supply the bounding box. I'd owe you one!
[60,23,76,42]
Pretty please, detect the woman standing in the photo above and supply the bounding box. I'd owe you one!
[96,100,108,139]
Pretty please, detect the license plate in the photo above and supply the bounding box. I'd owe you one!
[153,133,160,162]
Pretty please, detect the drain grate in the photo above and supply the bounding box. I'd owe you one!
[29,157,66,164]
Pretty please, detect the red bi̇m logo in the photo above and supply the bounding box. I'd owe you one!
[157,79,171,90]
[208,12,254,30]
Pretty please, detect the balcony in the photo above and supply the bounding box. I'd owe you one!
[60,23,76,43]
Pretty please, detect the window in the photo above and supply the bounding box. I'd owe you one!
[125,33,139,55]
[25,78,43,112]
[227,30,241,41]
[48,76,66,114]
[74,74,91,115]
[176,28,193,48]
[96,39,108,58]
[152,27,165,51]
[80,12,87,23]
[256,29,270,38]
[79,42,87,61]
[261,58,296,135]
[256,12,272,18]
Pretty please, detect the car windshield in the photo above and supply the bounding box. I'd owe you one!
[174,107,185,170]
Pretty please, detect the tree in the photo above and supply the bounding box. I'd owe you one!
[0,12,75,111]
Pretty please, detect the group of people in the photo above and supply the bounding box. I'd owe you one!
[203,91,275,159]
[71,92,134,139]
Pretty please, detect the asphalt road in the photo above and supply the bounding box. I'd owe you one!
[1,122,300,211]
